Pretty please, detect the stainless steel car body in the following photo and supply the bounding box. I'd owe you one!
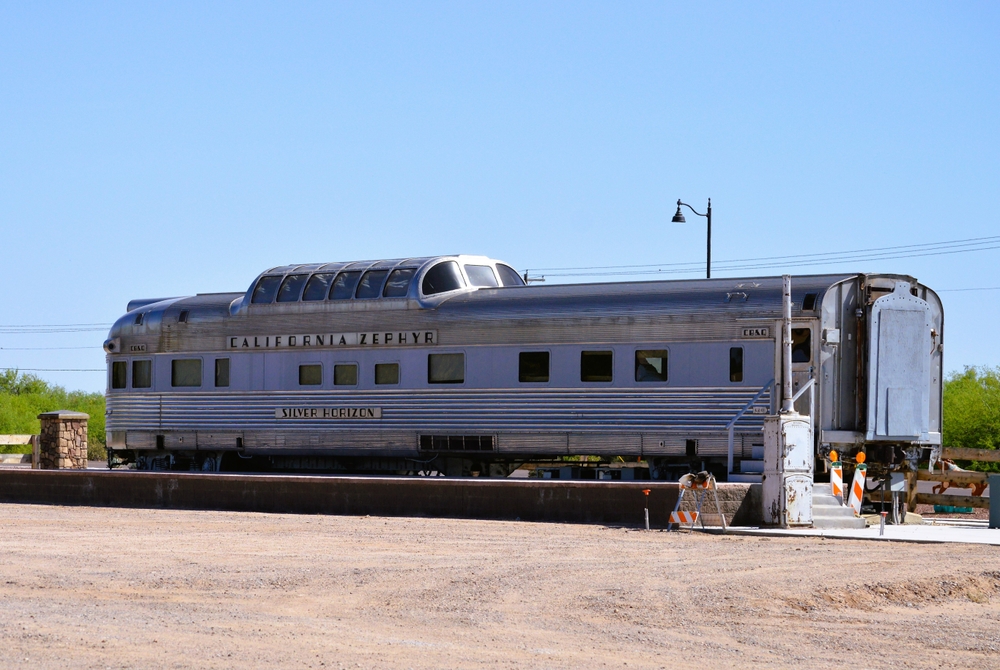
[103,255,943,477]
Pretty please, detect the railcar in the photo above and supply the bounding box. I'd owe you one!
[103,255,943,481]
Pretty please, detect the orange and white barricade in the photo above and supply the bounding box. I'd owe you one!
[668,472,727,531]
[669,510,699,526]
[847,452,867,517]
[829,450,844,505]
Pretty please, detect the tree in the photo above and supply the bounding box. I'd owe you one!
[943,366,1000,471]
[0,369,50,395]
[0,370,106,460]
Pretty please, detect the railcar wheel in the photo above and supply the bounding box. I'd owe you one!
[891,491,905,525]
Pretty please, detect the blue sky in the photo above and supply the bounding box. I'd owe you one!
[1,2,998,392]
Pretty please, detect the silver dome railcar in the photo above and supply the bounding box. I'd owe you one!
[103,255,943,479]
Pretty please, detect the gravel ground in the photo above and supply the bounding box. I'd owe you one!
[0,504,998,669]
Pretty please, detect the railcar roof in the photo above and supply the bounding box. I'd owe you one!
[425,272,862,317]
[107,266,930,350]
[258,257,441,276]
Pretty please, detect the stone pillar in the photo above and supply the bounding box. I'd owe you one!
[37,410,89,470]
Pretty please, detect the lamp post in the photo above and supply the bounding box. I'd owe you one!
[671,198,712,279]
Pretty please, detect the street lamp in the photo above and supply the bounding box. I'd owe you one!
[671,198,712,279]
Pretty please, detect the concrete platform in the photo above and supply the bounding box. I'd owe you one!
[0,469,762,528]
[716,523,1000,545]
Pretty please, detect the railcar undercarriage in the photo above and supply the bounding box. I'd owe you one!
[108,447,678,479]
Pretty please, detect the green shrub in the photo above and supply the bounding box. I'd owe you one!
[943,366,1000,472]
[0,370,106,460]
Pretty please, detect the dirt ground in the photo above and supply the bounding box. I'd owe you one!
[0,504,998,669]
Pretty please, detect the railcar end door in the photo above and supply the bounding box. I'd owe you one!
[865,282,931,441]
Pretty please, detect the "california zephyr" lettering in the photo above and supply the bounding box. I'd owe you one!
[230,331,437,349]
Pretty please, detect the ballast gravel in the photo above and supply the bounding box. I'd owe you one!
[0,503,998,669]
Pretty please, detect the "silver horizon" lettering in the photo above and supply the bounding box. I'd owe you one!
[275,407,383,419]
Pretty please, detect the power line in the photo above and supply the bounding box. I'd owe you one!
[530,234,1000,272]
[527,235,1000,277]
[533,242,1000,276]
[0,367,104,372]
[0,327,110,334]
[0,346,99,351]
[937,286,1000,292]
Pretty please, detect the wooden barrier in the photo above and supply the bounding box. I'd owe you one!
[942,447,1000,462]
[914,493,989,510]
[918,470,989,486]
[912,446,998,511]
[0,435,39,468]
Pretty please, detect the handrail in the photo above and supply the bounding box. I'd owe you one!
[727,378,774,477]
[791,377,815,403]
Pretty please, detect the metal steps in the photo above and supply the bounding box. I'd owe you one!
[728,473,762,484]
[729,446,765,483]
[812,482,866,529]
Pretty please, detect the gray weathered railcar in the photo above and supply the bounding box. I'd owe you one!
[103,254,943,480]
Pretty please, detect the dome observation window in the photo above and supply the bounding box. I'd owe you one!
[302,273,336,301]
[496,264,525,287]
[464,265,499,287]
[383,268,416,297]
[251,276,282,304]
[356,270,389,299]
[277,275,308,302]
[422,261,465,296]
[329,271,362,300]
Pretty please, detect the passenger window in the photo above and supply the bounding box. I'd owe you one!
[375,363,399,385]
[334,364,358,386]
[302,273,336,301]
[464,265,499,287]
[111,361,127,389]
[215,358,230,387]
[519,352,549,382]
[581,351,613,382]
[730,347,744,383]
[171,359,202,387]
[792,328,811,363]
[496,264,525,287]
[277,275,308,302]
[251,276,282,304]
[635,350,668,382]
[428,353,465,384]
[299,364,322,386]
[355,270,389,299]
[421,261,465,296]
[330,271,362,300]
[383,268,416,297]
[132,360,152,388]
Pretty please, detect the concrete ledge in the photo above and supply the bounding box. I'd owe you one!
[0,470,761,527]
[713,524,1000,545]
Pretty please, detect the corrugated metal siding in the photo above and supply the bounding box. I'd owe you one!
[107,387,770,457]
